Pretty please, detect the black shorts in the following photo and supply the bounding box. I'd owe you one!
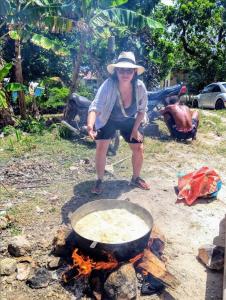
[96,118,143,144]
[167,115,198,140]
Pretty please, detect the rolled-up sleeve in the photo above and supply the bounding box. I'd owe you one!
[88,79,109,113]
[137,81,148,113]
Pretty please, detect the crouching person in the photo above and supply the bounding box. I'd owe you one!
[161,96,199,141]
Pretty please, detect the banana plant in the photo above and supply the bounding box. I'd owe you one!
[0,62,26,108]
[0,63,13,109]
[0,62,26,128]
[0,0,71,118]
[37,0,164,92]
[1,0,163,101]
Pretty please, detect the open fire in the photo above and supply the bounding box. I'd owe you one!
[62,232,178,298]
[64,248,119,279]
[61,201,178,298]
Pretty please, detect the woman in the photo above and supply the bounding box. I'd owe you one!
[87,51,150,194]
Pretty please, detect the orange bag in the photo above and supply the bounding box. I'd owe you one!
[177,166,222,205]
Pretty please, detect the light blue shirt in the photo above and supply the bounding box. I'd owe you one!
[88,78,148,129]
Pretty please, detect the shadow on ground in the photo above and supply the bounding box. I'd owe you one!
[61,179,133,224]
[205,215,225,300]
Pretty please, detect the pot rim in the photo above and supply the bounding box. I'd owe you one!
[70,199,153,245]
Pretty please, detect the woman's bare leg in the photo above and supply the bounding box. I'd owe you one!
[95,139,111,180]
[129,143,144,178]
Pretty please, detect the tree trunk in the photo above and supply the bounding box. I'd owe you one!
[31,96,40,119]
[108,36,115,60]
[70,36,86,94]
[0,108,15,128]
[15,39,26,119]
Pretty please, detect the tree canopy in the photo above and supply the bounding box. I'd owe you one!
[0,0,226,120]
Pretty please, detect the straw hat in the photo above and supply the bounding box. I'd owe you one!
[107,51,145,75]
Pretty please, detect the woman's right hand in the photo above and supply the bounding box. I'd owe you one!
[87,125,97,140]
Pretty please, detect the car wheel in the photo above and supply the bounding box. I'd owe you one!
[215,99,225,110]
[193,99,199,108]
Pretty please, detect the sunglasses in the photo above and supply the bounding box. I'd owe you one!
[116,68,135,74]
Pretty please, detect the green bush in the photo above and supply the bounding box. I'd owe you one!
[58,123,73,139]
[77,84,94,99]
[40,87,69,109]
[2,125,15,136]
[25,94,33,108]
[40,77,64,89]
[18,116,46,134]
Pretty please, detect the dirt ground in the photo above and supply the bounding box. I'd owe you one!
[0,111,226,300]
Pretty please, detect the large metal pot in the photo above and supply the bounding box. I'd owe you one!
[70,199,153,261]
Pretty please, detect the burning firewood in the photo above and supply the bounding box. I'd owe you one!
[136,249,179,289]
[62,248,118,282]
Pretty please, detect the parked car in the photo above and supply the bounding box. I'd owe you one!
[193,82,226,109]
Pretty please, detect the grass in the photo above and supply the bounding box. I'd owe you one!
[0,111,225,242]
[1,109,224,167]
[0,109,225,193]
[215,142,226,155]
[7,223,22,236]
[199,111,226,136]
[0,128,95,165]
[214,109,226,118]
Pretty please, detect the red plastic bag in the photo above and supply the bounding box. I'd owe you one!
[177,166,222,205]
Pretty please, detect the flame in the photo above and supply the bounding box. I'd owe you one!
[64,248,118,280]
[95,252,118,270]
[72,249,94,276]
[129,253,143,264]
[63,240,156,282]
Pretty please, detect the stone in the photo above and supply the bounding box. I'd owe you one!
[5,273,16,284]
[0,258,17,275]
[36,206,44,213]
[0,216,8,229]
[105,164,114,173]
[8,236,31,257]
[69,166,78,171]
[104,263,137,300]
[47,256,62,269]
[198,244,224,270]
[49,194,59,201]
[16,262,31,281]
[17,255,34,264]
[52,226,76,257]
[0,210,7,216]
[7,293,30,300]
[26,267,51,289]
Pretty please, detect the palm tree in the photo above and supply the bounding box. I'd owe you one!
[0,0,163,119]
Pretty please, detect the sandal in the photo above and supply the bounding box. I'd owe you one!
[130,177,150,190]
[91,179,103,195]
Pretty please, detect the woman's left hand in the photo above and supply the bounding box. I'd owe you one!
[130,129,143,142]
